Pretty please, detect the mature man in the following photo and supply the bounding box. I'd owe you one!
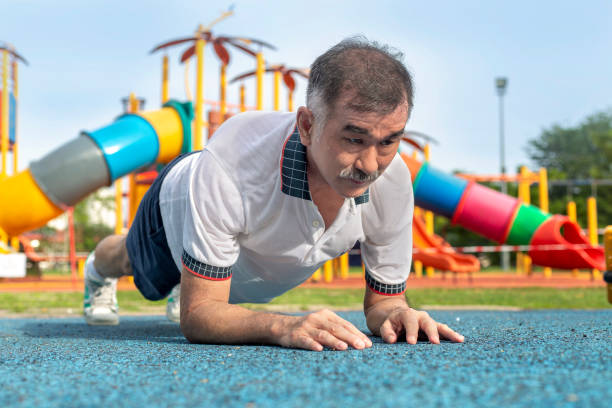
[83,37,464,351]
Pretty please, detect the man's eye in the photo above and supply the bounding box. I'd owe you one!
[380,139,396,146]
[345,138,363,145]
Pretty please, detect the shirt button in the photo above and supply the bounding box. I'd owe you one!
[312,220,321,228]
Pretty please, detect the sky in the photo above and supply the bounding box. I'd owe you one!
[1,0,611,175]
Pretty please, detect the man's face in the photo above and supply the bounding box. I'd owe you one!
[300,93,409,198]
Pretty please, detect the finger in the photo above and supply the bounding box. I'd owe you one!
[295,334,324,352]
[400,313,420,344]
[327,314,372,347]
[313,329,348,351]
[326,324,368,349]
[437,323,465,343]
[379,319,398,344]
[418,314,440,344]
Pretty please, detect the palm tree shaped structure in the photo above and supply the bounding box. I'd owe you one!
[231,64,309,111]
[150,25,274,148]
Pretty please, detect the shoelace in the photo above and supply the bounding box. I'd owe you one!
[92,280,116,307]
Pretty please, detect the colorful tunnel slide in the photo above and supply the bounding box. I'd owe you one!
[402,155,605,271]
[0,101,193,238]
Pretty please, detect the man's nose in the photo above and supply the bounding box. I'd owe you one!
[355,146,378,175]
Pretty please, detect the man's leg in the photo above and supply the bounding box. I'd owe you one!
[83,235,131,325]
[93,235,132,278]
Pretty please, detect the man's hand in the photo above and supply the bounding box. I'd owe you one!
[276,309,373,351]
[364,286,464,344]
[378,307,464,344]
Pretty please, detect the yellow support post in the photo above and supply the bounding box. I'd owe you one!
[220,64,227,117]
[517,167,527,275]
[587,196,601,280]
[11,58,18,175]
[604,226,612,303]
[273,70,280,111]
[519,166,533,275]
[412,151,423,278]
[538,168,549,212]
[332,257,340,277]
[323,260,333,283]
[1,49,8,177]
[414,260,423,278]
[127,93,139,231]
[256,52,264,110]
[10,236,19,251]
[311,268,321,282]
[340,253,349,279]
[78,258,86,279]
[288,89,294,112]
[424,143,434,277]
[538,168,552,278]
[239,84,246,113]
[567,201,580,277]
[115,178,123,235]
[0,227,7,247]
[194,28,206,150]
[162,55,169,104]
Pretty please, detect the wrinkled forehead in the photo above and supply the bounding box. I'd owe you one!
[329,88,410,121]
[328,96,410,130]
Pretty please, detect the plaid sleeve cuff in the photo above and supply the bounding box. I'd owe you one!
[181,249,232,281]
[365,269,406,296]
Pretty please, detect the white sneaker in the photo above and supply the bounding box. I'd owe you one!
[83,253,119,326]
[166,284,180,323]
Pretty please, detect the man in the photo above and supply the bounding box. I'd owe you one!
[83,37,464,351]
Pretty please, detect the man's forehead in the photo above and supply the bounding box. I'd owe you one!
[334,101,409,129]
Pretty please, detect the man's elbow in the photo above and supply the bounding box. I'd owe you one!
[179,301,216,344]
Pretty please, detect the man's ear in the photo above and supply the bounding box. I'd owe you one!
[296,107,314,147]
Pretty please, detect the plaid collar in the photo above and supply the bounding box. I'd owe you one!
[280,126,369,205]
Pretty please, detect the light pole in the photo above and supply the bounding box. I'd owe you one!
[495,76,509,271]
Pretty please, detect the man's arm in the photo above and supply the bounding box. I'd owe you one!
[363,286,464,344]
[180,267,372,351]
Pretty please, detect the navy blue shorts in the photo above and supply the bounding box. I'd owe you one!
[126,152,198,301]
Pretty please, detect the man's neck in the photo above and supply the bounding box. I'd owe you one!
[306,153,345,230]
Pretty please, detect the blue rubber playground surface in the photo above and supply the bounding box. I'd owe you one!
[1,310,610,407]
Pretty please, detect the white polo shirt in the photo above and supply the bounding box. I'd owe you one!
[159,111,414,304]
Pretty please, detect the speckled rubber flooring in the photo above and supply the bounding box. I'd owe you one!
[1,310,610,407]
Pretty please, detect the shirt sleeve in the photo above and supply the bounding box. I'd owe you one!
[181,150,246,280]
[360,154,414,295]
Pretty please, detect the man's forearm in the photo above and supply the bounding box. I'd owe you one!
[181,299,291,345]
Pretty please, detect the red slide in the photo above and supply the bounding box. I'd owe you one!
[529,215,605,270]
[412,215,480,273]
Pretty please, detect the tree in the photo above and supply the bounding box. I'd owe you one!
[73,191,114,252]
[526,110,612,227]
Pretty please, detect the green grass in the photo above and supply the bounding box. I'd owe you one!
[0,287,609,315]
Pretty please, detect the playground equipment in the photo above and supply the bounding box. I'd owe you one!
[604,226,612,303]
[230,64,309,112]
[150,11,275,149]
[412,214,480,273]
[401,154,605,271]
[0,100,193,237]
[0,43,28,268]
[0,43,27,179]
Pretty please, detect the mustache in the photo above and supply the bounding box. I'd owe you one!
[338,166,380,183]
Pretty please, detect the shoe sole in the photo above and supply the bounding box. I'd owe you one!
[84,315,119,326]
[166,312,180,323]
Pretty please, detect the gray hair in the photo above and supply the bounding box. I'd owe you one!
[306,36,414,121]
